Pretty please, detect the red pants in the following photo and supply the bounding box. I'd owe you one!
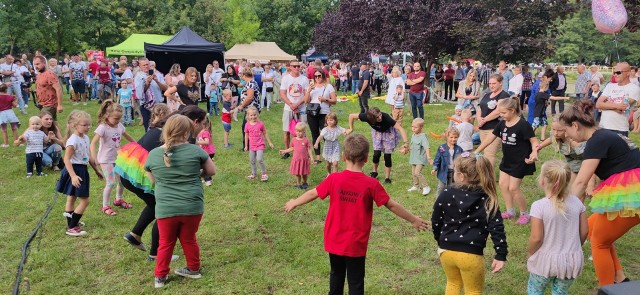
[588,213,640,286]
[155,214,203,277]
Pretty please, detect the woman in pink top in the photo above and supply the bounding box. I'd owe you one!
[164,63,184,112]
[243,106,274,181]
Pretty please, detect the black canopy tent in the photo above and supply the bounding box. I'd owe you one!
[144,26,225,77]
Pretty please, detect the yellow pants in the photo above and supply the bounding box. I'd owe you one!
[440,250,485,295]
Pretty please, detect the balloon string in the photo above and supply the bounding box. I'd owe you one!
[614,34,621,62]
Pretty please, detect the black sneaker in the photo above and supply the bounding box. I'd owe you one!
[369,172,378,178]
[301,183,309,190]
[123,233,147,251]
[281,153,290,159]
[384,178,392,184]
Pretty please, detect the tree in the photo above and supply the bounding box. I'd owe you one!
[255,0,334,56]
[454,0,575,64]
[221,0,261,49]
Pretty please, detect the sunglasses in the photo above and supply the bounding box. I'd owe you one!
[291,65,300,68]
[314,75,322,78]
[613,71,627,75]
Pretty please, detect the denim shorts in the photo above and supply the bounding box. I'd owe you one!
[222,122,232,132]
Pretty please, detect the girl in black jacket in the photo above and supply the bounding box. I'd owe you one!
[431,154,508,294]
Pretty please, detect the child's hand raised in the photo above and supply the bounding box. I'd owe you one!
[491,259,505,273]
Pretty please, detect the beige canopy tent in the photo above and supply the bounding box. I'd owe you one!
[225,42,296,62]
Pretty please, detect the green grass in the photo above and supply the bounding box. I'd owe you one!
[1,92,639,294]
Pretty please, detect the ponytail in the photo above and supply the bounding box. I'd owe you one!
[161,115,194,167]
[539,160,571,215]
[475,156,499,216]
[453,155,499,217]
[97,99,124,124]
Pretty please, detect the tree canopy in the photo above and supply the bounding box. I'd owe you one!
[0,0,334,58]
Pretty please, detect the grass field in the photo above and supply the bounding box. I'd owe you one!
[1,92,639,294]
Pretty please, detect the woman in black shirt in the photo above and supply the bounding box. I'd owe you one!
[560,100,640,287]
[164,67,200,110]
[475,74,511,166]
[346,107,408,184]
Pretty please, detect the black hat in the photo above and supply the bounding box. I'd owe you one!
[359,61,368,66]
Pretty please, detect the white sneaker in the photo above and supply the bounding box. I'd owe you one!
[204,180,212,186]
[407,186,419,192]
[422,186,432,195]
[24,105,28,108]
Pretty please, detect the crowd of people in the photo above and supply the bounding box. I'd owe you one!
[2,51,640,294]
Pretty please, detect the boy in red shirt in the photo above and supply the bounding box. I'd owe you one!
[285,133,429,295]
[96,59,113,101]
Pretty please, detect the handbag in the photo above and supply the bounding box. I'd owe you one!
[289,113,300,135]
[306,86,326,117]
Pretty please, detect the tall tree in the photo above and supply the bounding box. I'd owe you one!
[454,0,575,64]
[221,0,261,49]
[255,0,334,56]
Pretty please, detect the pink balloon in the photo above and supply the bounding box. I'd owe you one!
[592,0,628,34]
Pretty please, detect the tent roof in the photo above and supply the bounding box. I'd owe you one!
[106,34,172,57]
[225,42,296,61]
[144,26,224,53]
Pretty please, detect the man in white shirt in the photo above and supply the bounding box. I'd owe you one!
[279,60,309,159]
[135,58,167,130]
[1,55,26,114]
[596,62,640,137]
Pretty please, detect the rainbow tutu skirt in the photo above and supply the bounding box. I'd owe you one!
[114,142,154,194]
[590,168,640,220]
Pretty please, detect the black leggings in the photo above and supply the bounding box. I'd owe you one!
[329,254,366,295]
[372,150,392,168]
[307,113,326,156]
[121,177,159,256]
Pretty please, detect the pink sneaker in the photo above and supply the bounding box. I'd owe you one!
[501,212,515,220]
[515,214,530,225]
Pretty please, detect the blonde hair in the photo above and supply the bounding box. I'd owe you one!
[343,133,369,163]
[246,106,259,117]
[538,160,571,215]
[97,99,124,124]
[453,156,499,216]
[161,115,193,167]
[150,103,170,127]
[444,126,460,137]
[295,121,308,133]
[460,109,472,118]
[412,117,424,128]
[539,81,549,91]
[222,89,232,96]
[497,97,521,115]
[65,110,91,139]
[29,116,42,124]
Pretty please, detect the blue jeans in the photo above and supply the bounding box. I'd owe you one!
[409,92,424,119]
[42,144,62,167]
[91,80,99,99]
[351,80,359,94]
[123,106,133,125]
[8,82,24,112]
[209,102,219,115]
[64,77,70,94]
[340,80,348,92]
[472,132,481,145]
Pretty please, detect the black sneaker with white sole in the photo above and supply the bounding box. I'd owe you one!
[174,267,202,279]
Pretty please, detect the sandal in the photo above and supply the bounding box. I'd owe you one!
[246,174,256,180]
[261,173,268,181]
[114,199,133,209]
[101,206,117,216]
